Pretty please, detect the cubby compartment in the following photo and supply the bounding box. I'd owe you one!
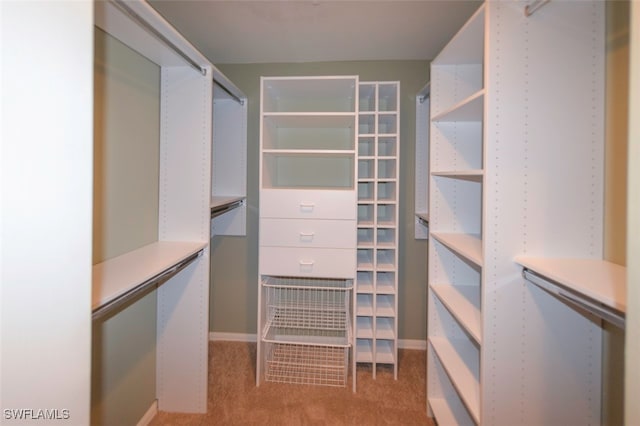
[358,181,375,201]
[375,339,396,364]
[358,204,374,226]
[376,249,396,271]
[358,136,375,157]
[357,227,375,247]
[356,316,374,338]
[375,317,395,339]
[377,181,397,202]
[378,84,398,112]
[356,293,374,316]
[359,83,376,112]
[378,136,397,157]
[376,204,396,226]
[262,114,355,151]
[359,114,375,134]
[356,339,374,363]
[357,248,374,270]
[431,177,482,236]
[357,271,374,293]
[377,159,396,180]
[262,153,354,189]
[358,159,375,179]
[376,228,396,247]
[262,77,357,113]
[377,114,397,134]
[376,271,396,294]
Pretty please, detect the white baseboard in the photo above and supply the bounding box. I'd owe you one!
[136,400,158,426]
[209,332,257,342]
[208,333,425,350]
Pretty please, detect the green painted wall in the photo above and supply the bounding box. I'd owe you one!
[92,28,159,425]
[210,61,430,341]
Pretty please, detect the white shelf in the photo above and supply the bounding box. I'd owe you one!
[92,241,206,312]
[431,232,483,267]
[432,4,485,66]
[431,284,481,344]
[516,257,626,325]
[429,337,480,424]
[262,76,357,113]
[432,90,484,123]
[432,170,484,182]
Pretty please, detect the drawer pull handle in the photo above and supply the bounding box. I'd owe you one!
[299,232,315,242]
[299,202,315,213]
[299,260,314,272]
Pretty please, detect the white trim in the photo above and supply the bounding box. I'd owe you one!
[209,332,257,342]
[136,400,158,426]
[398,339,427,350]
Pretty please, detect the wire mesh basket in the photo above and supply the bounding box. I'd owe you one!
[264,342,349,387]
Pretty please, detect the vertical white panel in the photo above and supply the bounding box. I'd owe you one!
[1,1,93,423]
[483,1,604,424]
[626,2,640,424]
[156,66,211,412]
[415,96,429,239]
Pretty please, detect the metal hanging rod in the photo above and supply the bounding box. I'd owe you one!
[214,78,245,105]
[92,250,203,321]
[524,0,550,17]
[110,0,208,76]
[418,82,431,104]
[211,199,244,219]
[522,268,625,329]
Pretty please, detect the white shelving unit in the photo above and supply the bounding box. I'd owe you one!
[415,83,430,239]
[258,76,358,387]
[354,82,400,388]
[92,0,220,413]
[427,2,605,424]
[211,80,248,236]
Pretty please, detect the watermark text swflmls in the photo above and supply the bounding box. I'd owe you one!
[3,409,70,420]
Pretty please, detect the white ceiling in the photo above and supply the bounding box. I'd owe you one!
[148,0,482,64]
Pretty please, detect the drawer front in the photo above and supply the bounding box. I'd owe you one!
[260,218,356,248]
[260,189,356,220]
[259,247,356,279]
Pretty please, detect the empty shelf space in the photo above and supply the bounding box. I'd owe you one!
[356,316,374,338]
[431,285,481,344]
[432,90,484,123]
[262,77,357,113]
[431,233,483,267]
[375,340,396,364]
[429,337,480,424]
[356,339,374,363]
[92,241,205,316]
[432,4,484,66]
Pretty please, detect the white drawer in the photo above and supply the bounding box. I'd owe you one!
[259,247,356,279]
[260,218,356,248]
[260,189,356,220]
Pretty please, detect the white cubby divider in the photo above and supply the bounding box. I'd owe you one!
[427,2,605,425]
[354,81,400,389]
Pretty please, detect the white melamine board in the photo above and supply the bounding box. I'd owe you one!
[1,2,93,422]
[428,397,474,426]
[156,257,209,412]
[431,233,483,267]
[94,0,209,69]
[431,285,481,344]
[515,257,626,312]
[433,4,485,66]
[429,337,480,424]
[430,122,483,172]
[92,241,206,310]
[432,90,484,123]
[432,170,483,182]
[415,92,429,239]
[159,66,212,242]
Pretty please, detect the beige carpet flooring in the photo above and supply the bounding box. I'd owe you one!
[150,341,435,426]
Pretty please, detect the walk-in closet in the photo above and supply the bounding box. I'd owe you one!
[2,0,637,425]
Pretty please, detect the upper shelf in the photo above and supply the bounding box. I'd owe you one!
[262,76,357,113]
[516,257,626,327]
[432,90,484,123]
[92,241,206,319]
